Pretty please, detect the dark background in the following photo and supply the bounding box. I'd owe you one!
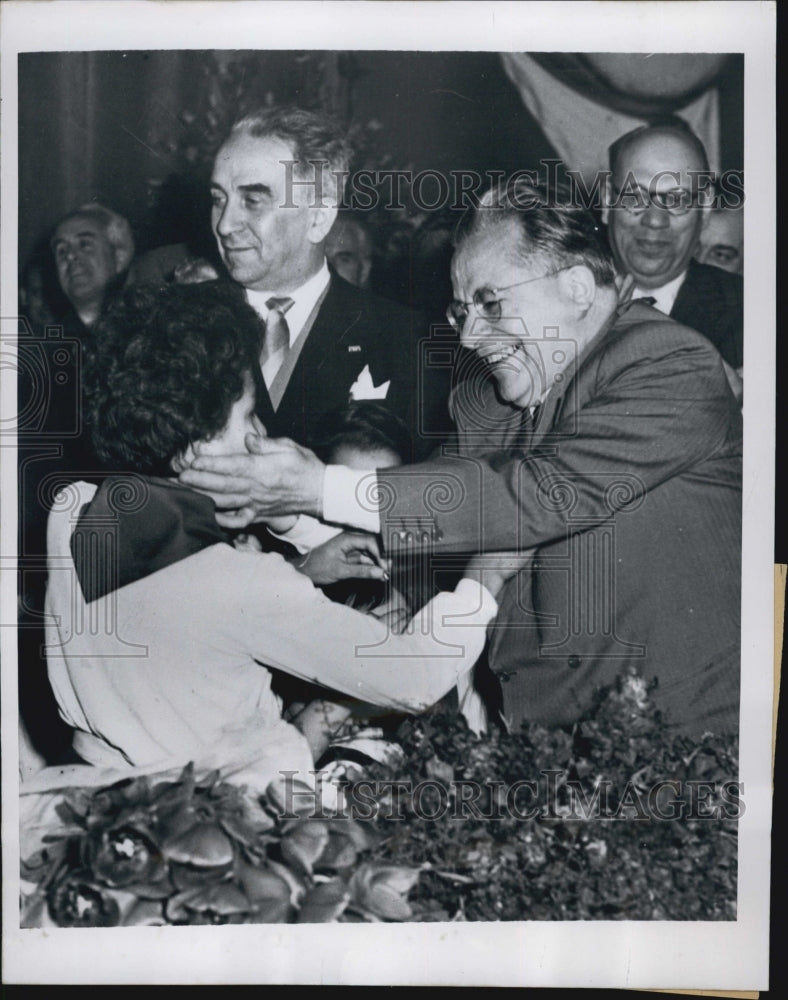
[17,50,745,268]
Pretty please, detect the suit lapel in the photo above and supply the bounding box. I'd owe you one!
[273,277,359,426]
[529,366,576,448]
[670,260,699,325]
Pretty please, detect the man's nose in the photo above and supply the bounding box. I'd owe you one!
[459,312,491,351]
[641,202,670,229]
[214,199,242,237]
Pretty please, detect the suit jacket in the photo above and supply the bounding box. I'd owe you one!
[376,301,742,735]
[254,274,451,462]
[671,259,743,369]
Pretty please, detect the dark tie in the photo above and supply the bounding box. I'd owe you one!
[261,296,294,384]
[633,296,657,307]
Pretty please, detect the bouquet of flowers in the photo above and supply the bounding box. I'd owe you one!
[20,764,420,927]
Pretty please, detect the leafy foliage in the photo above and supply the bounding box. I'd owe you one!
[361,668,739,921]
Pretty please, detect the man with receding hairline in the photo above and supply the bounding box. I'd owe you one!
[208,105,445,461]
[602,121,743,371]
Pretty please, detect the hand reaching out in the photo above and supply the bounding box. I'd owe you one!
[292,531,391,587]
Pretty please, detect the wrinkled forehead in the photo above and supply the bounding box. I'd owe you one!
[212,132,297,184]
[613,132,708,190]
[451,217,528,290]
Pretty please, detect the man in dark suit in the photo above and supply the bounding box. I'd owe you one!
[670,256,743,370]
[182,179,742,737]
[602,121,743,371]
[209,106,446,461]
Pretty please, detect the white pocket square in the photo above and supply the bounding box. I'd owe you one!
[349,364,390,401]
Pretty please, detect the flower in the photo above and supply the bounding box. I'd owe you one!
[88,825,168,888]
[48,869,121,927]
[21,763,422,927]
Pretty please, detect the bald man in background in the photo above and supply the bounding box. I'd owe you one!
[603,121,743,373]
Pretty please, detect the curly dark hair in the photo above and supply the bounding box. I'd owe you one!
[85,281,264,476]
[310,401,412,466]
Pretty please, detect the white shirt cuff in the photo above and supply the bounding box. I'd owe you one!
[322,465,382,534]
[269,514,342,555]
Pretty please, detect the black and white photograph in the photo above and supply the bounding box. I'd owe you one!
[1,0,776,988]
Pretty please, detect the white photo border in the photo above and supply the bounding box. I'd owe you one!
[1,0,775,987]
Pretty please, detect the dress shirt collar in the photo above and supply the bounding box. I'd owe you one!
[245,260,331,345]
[632,270,687,317]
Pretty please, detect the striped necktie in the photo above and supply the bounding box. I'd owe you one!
[260,296,294,386]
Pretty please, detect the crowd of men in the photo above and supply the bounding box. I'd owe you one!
[19,105,744,765]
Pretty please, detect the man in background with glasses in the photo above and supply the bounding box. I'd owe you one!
[602,121,743,373]
[182,179,742,739]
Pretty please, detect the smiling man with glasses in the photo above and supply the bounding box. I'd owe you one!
[602,121,743,372]
[182,178,742,740]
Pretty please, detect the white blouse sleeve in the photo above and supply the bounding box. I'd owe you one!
[225,551,497,714]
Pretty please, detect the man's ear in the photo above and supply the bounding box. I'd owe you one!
[112,243,135,275]
[559,265,597,311]
[308,202,338,247]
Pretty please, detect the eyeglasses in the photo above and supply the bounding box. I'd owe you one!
[446,270,565,331]
[611,185,697,217]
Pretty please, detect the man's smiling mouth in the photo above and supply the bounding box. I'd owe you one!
[480,342,524,366]
[634,240,670,257]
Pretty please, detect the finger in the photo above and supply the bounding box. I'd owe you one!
[341,533,384,565]
[187,453,256,475]
[244,433,301,455]
[345,549,388,571]
[245,432,268,455]
[335,564,388,582]
[195,489,260,511]
[179,468,255,498]
[345,552,375,565]
[216,507,256,530]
